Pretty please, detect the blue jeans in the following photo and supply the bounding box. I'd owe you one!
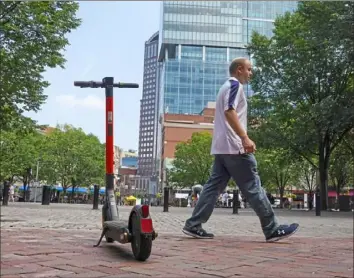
[185,153,279,238]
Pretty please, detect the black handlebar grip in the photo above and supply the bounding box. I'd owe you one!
[115,83,139,88]
[74,81,90,87]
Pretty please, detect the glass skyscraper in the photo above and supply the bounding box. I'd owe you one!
[155,1,298,186]
[158,1,297,115]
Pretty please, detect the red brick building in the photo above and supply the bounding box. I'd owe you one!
[117,167,138,196]
[160,102,215,186]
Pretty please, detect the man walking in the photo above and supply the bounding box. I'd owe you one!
[182,58,299,242]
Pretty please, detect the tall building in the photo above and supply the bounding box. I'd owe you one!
[158,1,297,114]
[156,1,298,187]
[137,32,160,190]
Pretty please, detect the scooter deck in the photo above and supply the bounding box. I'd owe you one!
[105,220,131,243]
[103,220,128,229]
[94,220,131,247]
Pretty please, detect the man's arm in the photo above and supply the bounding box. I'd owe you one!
[224,109,247,139]
[224,109,256,153]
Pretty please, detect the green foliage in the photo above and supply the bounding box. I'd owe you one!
[297,159,318,194]
[0,130,44,183]
[255,148,298,207]
[227,179,236,189]
[254,149,276,193]
[248,1,354,209]
[169,132,213,189]
[329,140,353,195]
[0,1,81,131]
[0,125,105,192]
[40,124,105,191]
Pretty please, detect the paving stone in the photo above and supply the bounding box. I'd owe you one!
[1,203,353,277]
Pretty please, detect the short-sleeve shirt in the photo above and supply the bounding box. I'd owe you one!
[211,77,248,155]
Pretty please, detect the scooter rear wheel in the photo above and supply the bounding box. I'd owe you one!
[131,213,152,261]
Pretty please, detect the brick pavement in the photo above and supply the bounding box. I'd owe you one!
[1,228,353,278]
[1,203,353,277]
[1,203,353,237]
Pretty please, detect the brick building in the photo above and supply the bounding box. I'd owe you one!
[160,102,215,187]
[117,167,138,196]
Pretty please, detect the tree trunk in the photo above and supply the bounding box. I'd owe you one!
[70,186,75,203]
[336,185,341,210]
[23,183,27,201]
[319,135,331,210]
[279,187,284,208]
[23,175,29,202]
[308,190,314,210]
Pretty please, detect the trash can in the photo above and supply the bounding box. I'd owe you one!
[42,185,51,205]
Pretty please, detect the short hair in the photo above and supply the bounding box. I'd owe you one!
[229,57,248,75]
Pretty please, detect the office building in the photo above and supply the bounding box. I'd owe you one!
[137,32,160,190]
[158,1,298,114]
[156,1,298,187]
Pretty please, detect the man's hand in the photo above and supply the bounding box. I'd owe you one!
[241,136,256,153]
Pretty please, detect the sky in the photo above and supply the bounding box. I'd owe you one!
[25,1,160,151]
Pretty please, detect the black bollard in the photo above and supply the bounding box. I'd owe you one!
[315,188,321,216]
[163,187,169,212]
[93,185,99,210]
[2,181,10,206]
[233,189,239,214]
[41,185,50,205]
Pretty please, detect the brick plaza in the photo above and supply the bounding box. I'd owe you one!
[1,203,353,277]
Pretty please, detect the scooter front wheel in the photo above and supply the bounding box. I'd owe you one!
[131,212,152,261]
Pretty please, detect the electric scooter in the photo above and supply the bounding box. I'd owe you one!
[74,77,158,261]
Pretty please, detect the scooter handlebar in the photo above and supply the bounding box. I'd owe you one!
[74,81,139,88]
[74,81,98,88]
[113,83,139,88]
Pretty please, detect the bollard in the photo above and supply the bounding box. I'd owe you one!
[93,185,99,210]
[41,185,50,205]
[233,189,239,214]
[315,188,321,216]
[163,187,169,212]
[2,181,10,206]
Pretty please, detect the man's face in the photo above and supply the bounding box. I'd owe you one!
[237,60,253,84]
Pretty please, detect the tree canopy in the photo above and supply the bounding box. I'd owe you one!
[40,124,105,192]
[0,1,81,131]
[0,125,105,193]
[248,1,354,209]
[169,132,213,189]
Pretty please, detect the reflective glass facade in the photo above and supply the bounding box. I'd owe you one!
[158,1,298,114]
[154,1,298,184]
[159,1,297,55]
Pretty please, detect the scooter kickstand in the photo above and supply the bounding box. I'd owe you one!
[93,228,107,247]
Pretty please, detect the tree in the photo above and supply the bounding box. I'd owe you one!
[0,1,81,131]
[169,132,213,189]
[254,149,276,193]
[329,142,352,199]
[40,124,105,194]
[255,148,298,208]
[342,130,354,187]
[298,160,318,195]
[248,1,354,210]
[0,129,44,200]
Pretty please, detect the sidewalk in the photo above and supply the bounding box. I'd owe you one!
[1,228,353,278]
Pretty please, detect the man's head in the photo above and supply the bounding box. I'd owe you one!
[229,57,253,84]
